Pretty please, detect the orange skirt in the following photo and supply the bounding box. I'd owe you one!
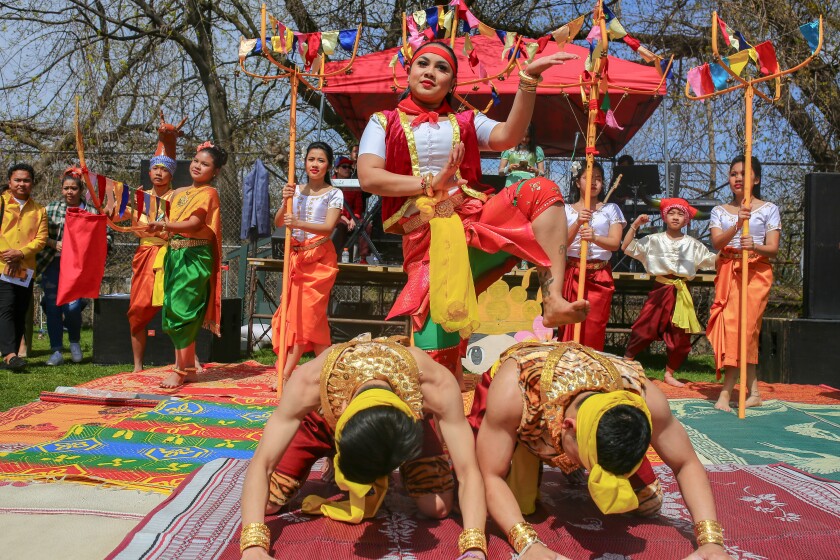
[706,251,772,377]
[127,243,163,335]
[272,238,338,357]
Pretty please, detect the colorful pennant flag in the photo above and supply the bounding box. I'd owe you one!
[320,31,339,55]
[723,49,752,76]
[687,63,716,97]
[753,41,779,75]
[551,15,585,49]
[709,62,729,90]
[800,20,819,53]
[717,16,740,50]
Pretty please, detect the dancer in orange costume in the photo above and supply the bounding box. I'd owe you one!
[622,198,717,387]
[127,113,185,371]
[560,161,625,350]
[707,156,780,412]
[271,142,342,386]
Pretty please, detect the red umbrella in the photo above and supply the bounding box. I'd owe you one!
[323,35,666,157]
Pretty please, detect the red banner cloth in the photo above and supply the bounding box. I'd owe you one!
[57,207,107,305]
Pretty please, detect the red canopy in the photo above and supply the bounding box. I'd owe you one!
[323,35,666,157]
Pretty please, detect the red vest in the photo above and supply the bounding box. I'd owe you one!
[377,109,489,232]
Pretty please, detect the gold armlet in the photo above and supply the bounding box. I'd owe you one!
[508,521,541,554]
[240,522,271,554]
[694,519,724,547]
[457,528,488,555]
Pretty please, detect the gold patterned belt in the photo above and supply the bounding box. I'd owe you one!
[169,238,211,250]
[719,249,763,261]
[566,257,609,270]
[401,192,466,235]
[291,236,330,252]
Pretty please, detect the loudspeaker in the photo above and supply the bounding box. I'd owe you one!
[804,173,840,319]
[139,159,194,190]
[93,296,242,365]
[758,317,840,385]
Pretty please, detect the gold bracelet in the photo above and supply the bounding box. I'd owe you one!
[457,528,488,555]
[419,173,434,197]
[239,522,271,553]
[242,522,271,536]
[518,69,543,93]
[508,521,540,554]
[694,519,724,547]
[239,535,270,554]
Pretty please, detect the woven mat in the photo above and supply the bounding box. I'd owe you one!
[671,398,840,480]
[0,480,165,560]
[0,398,274,492]
[107,458,840,560]
[79,361,278,399]
[655,379,840,405]
[0,401,147,446]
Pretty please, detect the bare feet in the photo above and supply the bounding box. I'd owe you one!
[714,392,732,412]
[664,372,686,388]
[160,368,198,388]
[745,394,763,408]
[542,294,590,328]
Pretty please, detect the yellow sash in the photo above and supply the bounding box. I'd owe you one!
[655,276,702,333]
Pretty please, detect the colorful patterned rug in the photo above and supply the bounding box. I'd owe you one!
[671,399,840,480]
[656,379,840,405]
[0,398,274,492]
[79,361,277,399]
[0,401,148,447]
[107,458,840,560]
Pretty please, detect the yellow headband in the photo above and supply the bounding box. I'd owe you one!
[302,387,416,523]
[575,391,652,515]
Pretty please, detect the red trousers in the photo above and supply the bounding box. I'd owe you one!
[625,282,692,372]
[559,259,614,351]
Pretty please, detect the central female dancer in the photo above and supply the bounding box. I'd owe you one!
[271,142,342,387]
[146,142,224,388]
[357,41,588,373]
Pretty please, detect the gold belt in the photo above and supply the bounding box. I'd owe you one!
[401,192,466,235]
[139,237,167,247]
[169,238,211,250]
[719,249,759,260]
[567,257,609,270]
[291,237,330,252]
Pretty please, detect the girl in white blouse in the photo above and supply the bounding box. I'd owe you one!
[707,155,781,412]
[271,142,343,386]
[559,161,626,350]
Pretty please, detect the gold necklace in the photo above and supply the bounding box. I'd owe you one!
[176,185,204,208]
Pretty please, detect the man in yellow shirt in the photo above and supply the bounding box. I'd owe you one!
[0,164,48,371]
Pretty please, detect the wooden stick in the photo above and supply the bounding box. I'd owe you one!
[277,70,299,394]
[737,85,755,419]
[602,174,622,204]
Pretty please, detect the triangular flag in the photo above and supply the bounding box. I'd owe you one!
[239,38,257,60]
[136,189,145,218]
[586,25,601,43]
[717,17,740,50]
[502,32,518,59]
[277,22,288,52]
[338,29,357,51]
[734,31,752,51]
[636,45,658,63]
[525,42,540,64]
[464,9,480,30]
[800,20,819,53]
[687,65,707,97]
[412,9,426,27]
[605,109,624,130]
[477,22,495,38]
[442,9,454,38]
[607,18,627,40]
[700,63,716,94]
[425,7,439,33]
[723,49,751,76]
[321,31,339,56]
[623,35,640,51]
[753,41,779,75]
[709,62,729,90]
[551,15,585,48]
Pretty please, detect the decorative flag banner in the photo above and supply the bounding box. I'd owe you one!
[753,41,779,75]
[320,31,339,55]
[723,49,752,76]
[425,7,440,33]
[606,109,624,130]
[586,25,600,43]
[242,22,358,62]
[239,38,257,59]
[687,64,715,97]
[709,62,729,90]
[413,9,426,27]
[734,31,752,52]
[717,16,741,50]
[551,15,586,49]
[477,22,496,38]
[800,20,819,52]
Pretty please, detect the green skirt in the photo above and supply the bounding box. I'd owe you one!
[162,240,213,349]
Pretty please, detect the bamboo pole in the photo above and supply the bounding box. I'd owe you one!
[573,1,608,343]
[738,85,755,419]
[276,71,299,393]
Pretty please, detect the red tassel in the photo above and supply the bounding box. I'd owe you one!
[585,146,600,155]
[589,99,599,110]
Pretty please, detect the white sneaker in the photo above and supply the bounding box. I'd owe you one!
[46,351,64,366]
[69,343,83,363]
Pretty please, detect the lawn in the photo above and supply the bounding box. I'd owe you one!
[1,331,718,413]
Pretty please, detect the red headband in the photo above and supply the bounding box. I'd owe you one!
[659,198,698,221]
[411,43,458,73]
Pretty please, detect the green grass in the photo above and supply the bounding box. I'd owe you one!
[1,328,132,412]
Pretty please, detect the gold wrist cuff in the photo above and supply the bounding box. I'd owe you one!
[458,528,488,555]
[508,521,540,554]
[240,522,271,553]
[694,519,724,547]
